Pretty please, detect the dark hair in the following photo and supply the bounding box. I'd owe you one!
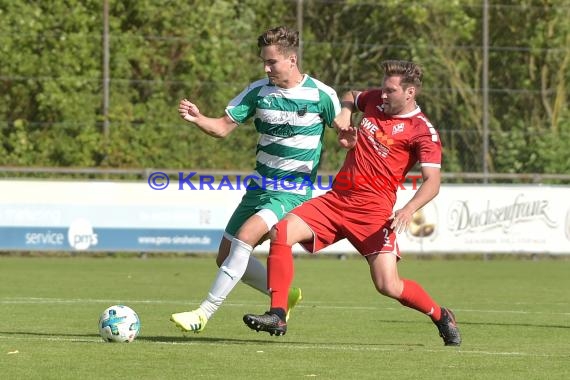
[382,60,423,93]
[257,26,299,55]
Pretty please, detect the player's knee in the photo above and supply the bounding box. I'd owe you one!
[234,228,260,247]
[270,220,288,245]
[377,286,398,298]
[374,280,400,299]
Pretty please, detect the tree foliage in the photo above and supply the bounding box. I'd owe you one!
[0,0,568,177]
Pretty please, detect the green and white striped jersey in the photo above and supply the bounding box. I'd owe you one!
[225,74,341,197]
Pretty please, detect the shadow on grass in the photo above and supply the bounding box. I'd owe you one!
[0,330,425,347]
[375,319,570,330]
[459,321,570,330]
[138,334,426,347]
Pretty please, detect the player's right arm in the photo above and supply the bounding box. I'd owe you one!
[178,98,238,138]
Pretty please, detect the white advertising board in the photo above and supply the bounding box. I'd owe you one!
[393,185,570,254]
[1,179,568,254]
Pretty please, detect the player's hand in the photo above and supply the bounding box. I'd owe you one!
[333,109,353,132]
[389,208,413,234]
[338,127,357,149]
[178,99,201,123]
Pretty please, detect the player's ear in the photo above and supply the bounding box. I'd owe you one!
[289,53,298,67]
[406,86,416,99]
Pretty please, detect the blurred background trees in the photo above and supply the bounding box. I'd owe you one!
[0,0,568,178]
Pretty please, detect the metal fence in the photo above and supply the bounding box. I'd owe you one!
[1,166,569,184]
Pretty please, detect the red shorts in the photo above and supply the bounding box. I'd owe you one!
[290,191,400,257]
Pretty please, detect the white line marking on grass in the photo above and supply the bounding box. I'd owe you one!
[2,297,569,316]
[0,297,200,305]
[0,335,99,344]
[450,308,570,316]
[1,334,568,358]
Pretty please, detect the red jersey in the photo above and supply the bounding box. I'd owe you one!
[332,89,442,205]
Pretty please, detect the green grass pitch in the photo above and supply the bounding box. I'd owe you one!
[1,255,569,379]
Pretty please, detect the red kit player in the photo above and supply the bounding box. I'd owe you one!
[243,60,461,346]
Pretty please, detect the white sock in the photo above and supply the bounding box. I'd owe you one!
[199,238,252,319]
[241,255,269,295]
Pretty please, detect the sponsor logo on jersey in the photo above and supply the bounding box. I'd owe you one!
[392,122,405,135]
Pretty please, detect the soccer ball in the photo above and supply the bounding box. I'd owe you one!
[98,305,141,343]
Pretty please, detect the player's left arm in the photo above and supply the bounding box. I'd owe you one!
[390,166,441,234]
[332,90,360,149]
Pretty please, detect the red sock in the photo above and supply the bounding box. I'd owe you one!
[267,222,294,312]
[398,279,441,321]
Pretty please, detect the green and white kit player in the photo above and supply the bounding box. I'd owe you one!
[171,25,341,333]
